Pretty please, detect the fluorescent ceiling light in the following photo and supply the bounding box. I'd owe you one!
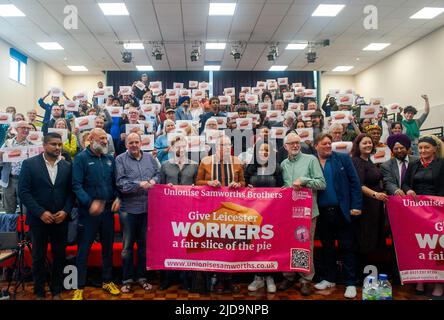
[204,65,221,71]
[363,43,391,51]
[285,43,308,50]
[37,42,64,50]
[124,43,144,50]
[0,4,25,17]
[68,66,88,72]
[410,7,444,19]
[312,4,345,17]
[136,65,154,71]
[332,66,353,72]
[209,3,236,16]
[205,43,226,50]
[269,66,287,71]
[98,3,129,16]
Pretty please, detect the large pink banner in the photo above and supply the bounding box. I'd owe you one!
[147,185,312,273]
[387,196,444,283]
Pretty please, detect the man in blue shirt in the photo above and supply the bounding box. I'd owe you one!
[314,133,362,299]
[38,90,69,123]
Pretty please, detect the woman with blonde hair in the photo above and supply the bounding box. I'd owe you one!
[402,134,444,299]
[55,118,78,158]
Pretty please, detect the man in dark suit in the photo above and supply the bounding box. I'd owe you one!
[313,133,363,299]
[18,132,74,300]
[381,134,417,195]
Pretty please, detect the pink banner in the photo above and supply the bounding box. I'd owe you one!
[147,185,312,273]
[387,196,444,283]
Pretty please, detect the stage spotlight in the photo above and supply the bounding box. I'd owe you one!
[267,45,279,61]
[190,45,201,62]
[121,51,133,63]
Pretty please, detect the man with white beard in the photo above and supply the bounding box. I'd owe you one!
[72,128,121,300]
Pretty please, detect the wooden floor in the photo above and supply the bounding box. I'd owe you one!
[0,280,431,300]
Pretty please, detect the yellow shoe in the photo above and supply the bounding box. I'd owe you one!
[102,282,120,295]
[72,289,84,300]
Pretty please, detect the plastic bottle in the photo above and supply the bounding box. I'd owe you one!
[362,276,379,300]
[378,274,393,300]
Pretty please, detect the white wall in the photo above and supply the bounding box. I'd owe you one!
[355,25,444,129]
[63,75,106,101]
[0,37,37,114]
[320,74,356,101]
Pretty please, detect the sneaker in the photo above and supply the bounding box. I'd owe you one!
[102,282,120,295]
[72,289,83,300]
[314,280,336,290]
[248,276,265,292]
[266,276,276,293]
[344,286,357,299]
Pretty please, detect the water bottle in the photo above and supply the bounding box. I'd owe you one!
[378,274,392,300]
[362,276,379,300]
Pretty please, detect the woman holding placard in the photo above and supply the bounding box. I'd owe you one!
[55,118,77,159]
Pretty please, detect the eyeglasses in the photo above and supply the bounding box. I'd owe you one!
[285,141,300,146]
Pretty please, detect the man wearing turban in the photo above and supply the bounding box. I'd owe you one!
[381,134,418,196]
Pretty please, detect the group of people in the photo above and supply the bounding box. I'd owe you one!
[1,73,443,300]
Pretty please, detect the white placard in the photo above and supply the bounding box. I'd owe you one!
[0,113,13,124]
[283,92,295,101]
[256,81,266,89]
[294,86,306,94]
[218,96,231,106]
[28,145,44,158]
[125,124,145,135]
[332,141,353,154]
[189,81,198,88]
[278,77,288,86]
[245,94,258,105]
[296,128,314,142]
[251,87,262,95]
[140,134,154,151]
[135,81,146,91]
[247,113,260,125]
[360,105,379,119]
[48,128,68,142]
[370,147,391,164]
[167,132,183,144]
[27,131,43,145]
[106,107,123,117]
[166,89,179,99]
[236,118,253,130]
[329,89,341,96]
[224,87,235,96]
[304,89,317,98]
[288,103,303,112]
[64,100,79,112]
[386,103,401,114]
[75,115,96,131]
[180,89,191,97]
[266,110,283,122]
[292,83,303,88]
[104,86,114,97]
[93,89,106,99]
[338,94,354,106]
[74,91,88,101]
[2,147,28,163]
[141,120,154,133]
[270,127,287,139]
[50,86,63,97]
[149,81,162,91]
[173,82,184,89]
[370,98,384,108]
[331,111,351,124]
[192,89,205,99]
[258,102,272,112]
[176,120,193,131]
[267,80,278,90]
[119,86,133,96]
[198,82,209,90]
[227,112,239,120]
[300,110,315,121]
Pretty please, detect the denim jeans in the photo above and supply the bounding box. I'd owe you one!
[120,211,147,284]
[76,208,114,288]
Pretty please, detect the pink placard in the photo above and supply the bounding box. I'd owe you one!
[147,185,312,272]
[387,196,444,283]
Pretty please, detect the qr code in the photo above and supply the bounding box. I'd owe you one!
[290,248,310,270]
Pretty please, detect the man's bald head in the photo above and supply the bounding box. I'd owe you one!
[89,128,108,155]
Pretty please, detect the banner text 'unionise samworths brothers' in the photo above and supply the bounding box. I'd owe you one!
[147,185,313,273]
[387,196,444,283]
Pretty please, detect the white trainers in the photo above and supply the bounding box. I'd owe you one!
[344,286,357,299]
[248,276,265,292]
[314,280,336,290]
[266,276,276,293]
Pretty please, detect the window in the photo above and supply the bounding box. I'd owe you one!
[9,48,27,85]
